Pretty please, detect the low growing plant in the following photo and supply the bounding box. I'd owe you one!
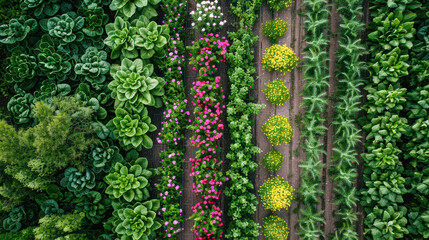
[263,78,290,105]
[263,215,289,240]
[262,18,288,43]
[262,115,294,146]
[262,44,298,73]
[267,0,294,11]
[262,149,284,172]
[258,175,294,211]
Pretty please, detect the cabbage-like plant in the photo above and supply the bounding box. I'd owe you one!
[78,7,109,48]
[109,58,165,109]
[60,167,96,197]
[75,83,110,120]
[0,16,37,44]
[113,200,161,239]
[75,47,110,89]
[81,0,111,10]
[75,191,111,224]
[104,156,152,202]
[364,206,408,239]
[2,206,35,232]
[7,91,34,127]
[134,16,169,59]
[35,35,72,82]
[40,12,84,46]
[88,140,123,173]
[104,17,138,59]
[39,199,64,218]
[20,0,61,17]
[5,47,38,90]
[109,0,160,18]
[33,80,71,103]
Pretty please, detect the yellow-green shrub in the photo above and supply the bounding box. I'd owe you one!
[263,78,290,105]
[262,149,284,172]
[262,18,288,43]
[262,44,298,73]
[258,176,294,211]
[262,115,293,146]
[267,0,294,11]
[263,215,289,240]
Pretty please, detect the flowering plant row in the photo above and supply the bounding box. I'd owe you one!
[188,1,228,238]
[153,0,188,238]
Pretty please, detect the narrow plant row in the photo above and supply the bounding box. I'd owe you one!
[329,0,365,238]
[297,0,330,238]
[188,1,228,239]
[361,1,420,238]
[154,1,188,238]
[224,0,263,239]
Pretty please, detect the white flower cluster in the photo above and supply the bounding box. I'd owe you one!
[190,0,226,33]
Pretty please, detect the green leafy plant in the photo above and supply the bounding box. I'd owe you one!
[104,154,151,202]
[20,0,61,17]
[81,0,111,10]
[0,227,35,240]
[60,167,96,197]
[262,44,298,73]
[109,0,160,18]
[262,149,284,172]
[33,212,87,240]
[78,7,108,47]
[262,115,293,146]
[5,47,38,90]
[134,16,169,59]
[0,16,37,44]
[258,176,294,211]
[2,206,35,232]
[39,199,64,217]
[364,206,409,239]
[104,17,138,59]
[75,191,111,224]
[263,215,289,240]
[109,58,165,109]
[33,80,71,103]
[267,0,294,10]
[40,12,84,46]
[111,200,161,240]
[262,18,288,43]
[263,78,290,105]
[74,47,110,89]
[7,90,34,127]
[88,140,123,174]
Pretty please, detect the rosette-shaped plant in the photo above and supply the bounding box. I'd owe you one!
[111,107,156,150]
[88,140,123,173]
[7,91,34,127]
[75,83,109,120]
[262,115,294,146]
[134,16,169,59]
[263,78,290,105]
[2,206,35,232]
[75,47,110,88]
[81,0,110,10]
[104,17,138,59]
[109,0,160,18]
[20,0,60,17]
[39,199,64,217]
[263,215,289,240]
[113,200,161,240]
[370,47,410,84]
[258,176,294,211]
[262,44,298,74]
[0,16,37,44]
[5,47,38,89]
[104,156,152,202]
[109,58,165,109]
[33,80,71,103]
[60,167,96,197]
[364,206,408,239]
[40,12,84,46]
[78,7,109,47]
[262,18,289,43]
[35,35,72,82]
[75,191,111,224]
[262,149,284,172]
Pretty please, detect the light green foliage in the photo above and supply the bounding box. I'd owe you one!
[262,18,288,43]
[267,0,294,11]
[0,16,37,44]
[258,176,294,211]
[60,167,96,197]
[40,12,84,46]
[75,47,110,89]
[109,58,165,110]
[111,107,156,151]
[33,212,87,240]
[262,44,298,74]
[370,47,410,84]
[104,153,151,202]
[112,200,161,240]
[134,16,169,59]
[88,140,123,174]
[262,115,293,146]
[109,0,160,18]
[104,17,138,59]
[81,0,111,10]
[0,97,94,192]
[0,227,35,240]
[2,206,35,232]
[262,149,284,172]
[263,215,289,240]
[263,78,290,105]
[35,35,72,82]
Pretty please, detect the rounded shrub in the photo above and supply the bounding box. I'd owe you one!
[268,0,294,11]
[262,18,289,43]
[263,215,289,240]
[263,78,290,105]
[262,115,293,146]
[262,44,298,74]
[262,149,284,172]
[258,176,294,211]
